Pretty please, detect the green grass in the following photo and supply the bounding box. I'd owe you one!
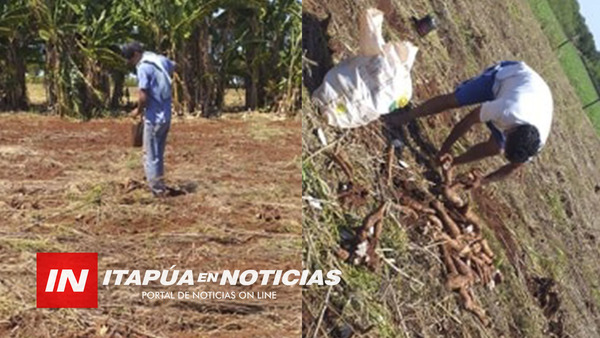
[124,151,141,170]
[248,118,288,141]
[544,191,568,226]
[527,0,566,46]
[585,100,600,131]
[528,0,600,133]
[0,237,61,252]
[557,44,599,105]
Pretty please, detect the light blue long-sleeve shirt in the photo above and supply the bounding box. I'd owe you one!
[136,52,175,124]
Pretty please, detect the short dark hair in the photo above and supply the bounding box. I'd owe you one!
[505,124,541,163]
[121,41,144,60]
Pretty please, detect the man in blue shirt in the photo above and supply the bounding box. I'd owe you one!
[122,42,175,196]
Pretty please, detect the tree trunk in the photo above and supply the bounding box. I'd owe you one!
[186,26,200,113]
[245,11,260,110]
[44,42,61,115]
[177,52,192,115]
[110,71,125,110]
[5,37,29,110]
[216,77,224,114]
[245,74,258,110]
[169,47,184,116]
[199,18,216,117]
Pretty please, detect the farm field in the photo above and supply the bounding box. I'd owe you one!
[528,0,600,131]
[302,0,600,337]
[0,113,302,337]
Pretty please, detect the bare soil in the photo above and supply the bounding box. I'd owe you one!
[302,0,600,336]
[0,113,301,337]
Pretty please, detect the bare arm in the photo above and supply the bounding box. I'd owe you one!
[481,162,523,185]
[439,107,482,156]
[137,88,147,112]
[130,89,148,119]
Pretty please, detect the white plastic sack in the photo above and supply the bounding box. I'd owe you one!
[312,8,418,129]
[359,8,386,56]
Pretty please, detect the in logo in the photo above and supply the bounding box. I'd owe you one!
[36,253,98,308]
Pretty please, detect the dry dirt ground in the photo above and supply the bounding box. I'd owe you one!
[303,0,600,337]
[0,113,301,337]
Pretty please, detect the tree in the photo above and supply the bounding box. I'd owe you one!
[1,0,301,117]
[0,0,30,110]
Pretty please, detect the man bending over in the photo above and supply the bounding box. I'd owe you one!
[386,61,553,187]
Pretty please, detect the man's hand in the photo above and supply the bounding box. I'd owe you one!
[438,107,482,160]
[463,168,484,190]
[132,89,147,121]
[438,152,453,169]
[129,107,141,120]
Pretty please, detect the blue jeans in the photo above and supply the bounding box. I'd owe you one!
[143,120,170,193]
[454,61,520,106]
[454,61,519,149]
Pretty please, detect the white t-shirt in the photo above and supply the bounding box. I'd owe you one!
[480,62,553,146]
